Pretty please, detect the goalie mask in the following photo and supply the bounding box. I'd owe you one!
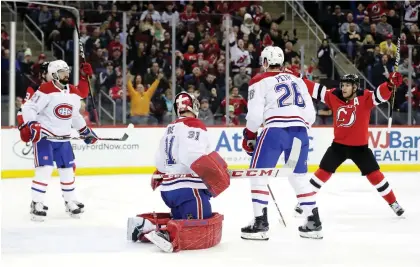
[48,60,70,86]
[174,92,200,118]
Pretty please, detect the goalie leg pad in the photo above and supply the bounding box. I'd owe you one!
[190,151,230,197]
[166,213,224,252]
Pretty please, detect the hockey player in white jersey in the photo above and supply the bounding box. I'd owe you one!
[241,46,323,240]
[21,60,98,221]
[126,92,230,253]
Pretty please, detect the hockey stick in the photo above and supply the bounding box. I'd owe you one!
[266,136,302,227]
[267,184,287,227]
[70,12,100,126]
[387,37,400,132]
[42,123,134,142]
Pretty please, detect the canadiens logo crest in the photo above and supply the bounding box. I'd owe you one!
[53,103,73,120]
[336,105,356,127]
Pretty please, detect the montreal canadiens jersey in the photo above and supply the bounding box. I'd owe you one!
[246,71,316,133]
[303,79,391,146]
[155,117,211,191]
[21,81,86,140]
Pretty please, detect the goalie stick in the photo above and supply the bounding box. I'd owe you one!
[42,124,133,142]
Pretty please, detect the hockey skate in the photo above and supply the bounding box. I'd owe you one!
[299,207,323,239]
[241,207,269,240]
[390,201,405,216]
[64,201,82,218]
[30,201,47,221]
[144,230,173,253]
[127,217,147,242]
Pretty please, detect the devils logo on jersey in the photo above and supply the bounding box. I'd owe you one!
[336,105,356,127]
[53,104,73,120]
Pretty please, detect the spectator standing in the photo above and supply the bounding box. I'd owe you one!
[317,39,333,78]
[372,54,393,87]
[354,3,367,24]
[403,1,420,30]
[359,16,371,36]
[376,14,394,42]
[140,3,161,22]
[198,98,215,126]
[180,4,199,24]
[398,58,416,78]
[233,67,251,88]
[127,73,163,125]
[38,6,52,33]
[366,1,387,23]
[221,87,247,118]
[340,13,360,44]
[99,61,116,92]
[379,35,397,59]
[162,3,180,27]
[144,62,160,87]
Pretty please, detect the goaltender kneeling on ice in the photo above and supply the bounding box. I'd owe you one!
[127,92,230,253]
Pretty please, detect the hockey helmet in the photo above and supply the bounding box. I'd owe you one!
[40,61,51,82]
[48,60,70,85]
[174,92,200,117]
[340,74,360,90]
[260,46,284,70]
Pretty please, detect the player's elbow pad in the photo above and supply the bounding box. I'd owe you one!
[190,151,230,197]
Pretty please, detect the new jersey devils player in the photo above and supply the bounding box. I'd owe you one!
[296,73,405,216]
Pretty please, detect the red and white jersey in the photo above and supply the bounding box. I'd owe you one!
[21,81,86,140]
[229,34,251,68]
[155,117,211,191]
[303,79,392,146]
[246,72,316,133]
[404,1,419,25]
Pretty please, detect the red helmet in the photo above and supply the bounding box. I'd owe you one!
[174,92,200,117]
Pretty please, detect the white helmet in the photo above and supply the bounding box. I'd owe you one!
[48,60,70,85]
[260,46,284,70]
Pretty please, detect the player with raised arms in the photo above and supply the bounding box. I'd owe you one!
[21,60,98,221]
[296,73,405,216]
[241,46,323,240]
[126,92,230,253]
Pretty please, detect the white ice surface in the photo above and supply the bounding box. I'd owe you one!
[1,173,420,267]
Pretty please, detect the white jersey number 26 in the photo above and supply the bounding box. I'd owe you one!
[274,82,306,108]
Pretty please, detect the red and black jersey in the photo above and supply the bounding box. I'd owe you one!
[304,80,392,146]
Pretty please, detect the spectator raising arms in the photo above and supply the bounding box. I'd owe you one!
[127,72,164,125]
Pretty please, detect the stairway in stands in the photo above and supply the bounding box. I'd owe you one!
[1,4,55,62]
[261,1,362,77]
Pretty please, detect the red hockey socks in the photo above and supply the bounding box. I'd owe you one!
[309,169,332,193]
[366,170,396,204]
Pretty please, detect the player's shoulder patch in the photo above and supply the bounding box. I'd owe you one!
[38,81,60,94]
[174,117,207,131]
[249,72,279,86]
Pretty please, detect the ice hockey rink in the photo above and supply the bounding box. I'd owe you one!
[2,173,420,267]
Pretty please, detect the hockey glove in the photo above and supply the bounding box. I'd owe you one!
[27,121,42,143]
[151,169,164,191]
[242,128,257,156]
[80,63,93,80]
[78,126,98,145]
[387,72,402,89]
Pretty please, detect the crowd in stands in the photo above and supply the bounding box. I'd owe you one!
[316,0,420,124]
[2,1,419,126]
